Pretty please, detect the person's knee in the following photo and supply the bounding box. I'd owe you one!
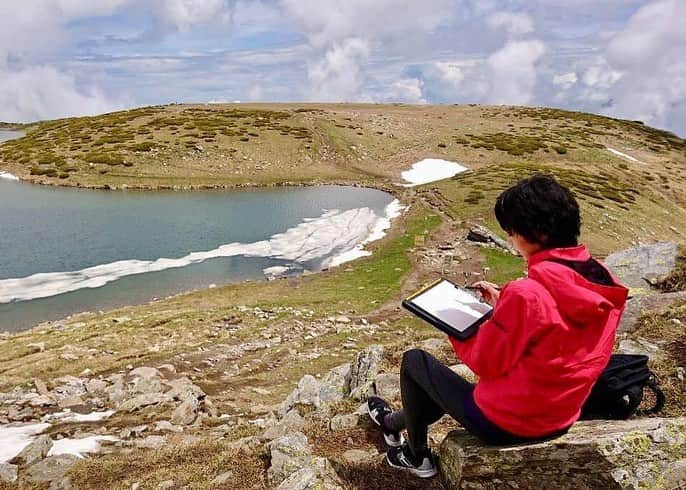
[401,348,426,373]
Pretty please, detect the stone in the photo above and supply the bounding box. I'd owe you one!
[57,395,84,408]
[28,342,46,353]
[0,463,18,483]
[261,410,304,441]
[605,242,678,289]
[134,436,167,449]
[267,432,313,485]
[118,393,168,412]
[281,375,321,415]
[29,395,56,407]
[449,363,478,383]
[211,470,234,486]
[349,345,384,400]
[420,338,446,355]
[13,434,53,466]
[154,421,183,433]
[158,481,175,489]
[439,417,686,489]
[330,413,359,431]
[318,363,352,404]
[165,378,205,402]
[277,457,344,490]
[618,291,686,333]
[372,373,400,400]
[85,379,108,395]
[34,379,50,397]
[25,454,80,483]
[171,396,199,425]
[129,366,161,379]
[342,448,378,464]
[466,225,518,254]
[49,476,71,489]
[618,336,662,360]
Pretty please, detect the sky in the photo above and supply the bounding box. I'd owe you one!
[1,0,685,136]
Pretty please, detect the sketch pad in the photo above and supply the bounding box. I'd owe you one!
[402,279,492,340]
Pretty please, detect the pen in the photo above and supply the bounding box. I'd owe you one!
[463,284,501,291]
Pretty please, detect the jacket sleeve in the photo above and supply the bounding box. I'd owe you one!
[449,282,542,379]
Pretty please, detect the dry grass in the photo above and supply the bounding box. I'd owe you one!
[658,245,686,293]
[632,299,686,417]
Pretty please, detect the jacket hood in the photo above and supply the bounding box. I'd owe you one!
[527,245,628,328]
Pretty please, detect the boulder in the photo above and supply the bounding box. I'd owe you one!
[13,434,53,466]
[262,409,304,441]
[466,225,517,255]
[329,413,359,431]
[117,393,169,412]
[318,363,352,404]
[618,291,686,333]
[439,417,686,489]
[617,336,662,360]
[371,373,400,400]
[267,432,313,485]
[0,463,18,483]
[605,242,678,289]
[25,454,80,483]
[349,345,384,400]
[277,457,343,490]
[171,396,199,426]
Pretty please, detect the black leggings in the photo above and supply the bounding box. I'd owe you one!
[387,349,568,454]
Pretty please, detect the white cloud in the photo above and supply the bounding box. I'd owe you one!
[386,78,427,104]
[0,66,120,122]
[487,12,534,35]
[155,0,233,31]
[553,72,578,90]
[307,38,370,102]
[486,40,546,105]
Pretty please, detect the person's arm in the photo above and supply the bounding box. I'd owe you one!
[449,282,542,379]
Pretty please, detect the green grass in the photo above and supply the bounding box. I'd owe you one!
[483,248,525,285]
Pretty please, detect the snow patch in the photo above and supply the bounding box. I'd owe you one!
[401,159,468,186]
[49,435,118,458]
[0,171,19,181]
[607,147,646,165]
[43,410,115,423]
[0,422,50,463]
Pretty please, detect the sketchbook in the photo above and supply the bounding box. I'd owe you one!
[402,279,492,340]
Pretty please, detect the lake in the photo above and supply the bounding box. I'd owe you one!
[0,178,397,332]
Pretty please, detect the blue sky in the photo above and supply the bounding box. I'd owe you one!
[1,0,684,136]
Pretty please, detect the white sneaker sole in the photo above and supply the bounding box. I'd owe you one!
[385,454,438,478]
[367,404,404,448]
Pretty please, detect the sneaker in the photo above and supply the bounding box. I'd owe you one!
[386,443,438,479]
[367,396,403,447]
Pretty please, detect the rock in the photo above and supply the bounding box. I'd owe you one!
[334,316,351,324]
[467,225,518,254]
[605,242,678,289]
[0,463,18,483]
[420,338,446,355]
[439,417,686,489]
[618,291,686,333]
[267,432,313,485]
[57,395,84,408]
[134,436,167,449]
[210,470,234,486]
[171,396,199,425]
[85,379,108,395]
[165,378,205,402]
[449,363,478,383]
[372,373,400,400]
[28,342,46,353]
[154,421,183,433]
[59,353,79,361]
[49,476,71,490]
[318,363,352,404]
[158,480,175,489]
[13,434,53,466]
[29,395,56,407]
[129,366,161,380]
[342,448,378,464]
[277,457,343,490]
[618,336,662,360]
[25,454,80,483]
[34,379,50,397]
[118,393,168,412]
[262,410,304,441]
[330,413,359,431]
[281,375,321,415]
[349,345,384,400]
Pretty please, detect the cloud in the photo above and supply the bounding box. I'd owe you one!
[553,72,578,90]
[486,40,546,105]
[307,38,370,102]
[155,0,233,31]
[0,66,120,122]
[599,0,686,132]
[487,12,534,35]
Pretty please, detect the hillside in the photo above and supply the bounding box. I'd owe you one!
[0,104,685,489]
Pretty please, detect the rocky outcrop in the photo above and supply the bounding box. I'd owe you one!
[349,345,384,400]
[605,242,678,289]
[466,225,518,255]
[439,417,686,489]
[618,290,686,333]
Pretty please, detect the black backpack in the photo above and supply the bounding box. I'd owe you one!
[581,354,666,420]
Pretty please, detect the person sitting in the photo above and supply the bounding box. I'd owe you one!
[367,175,629,478]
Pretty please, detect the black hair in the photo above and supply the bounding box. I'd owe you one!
[494,175,581,248]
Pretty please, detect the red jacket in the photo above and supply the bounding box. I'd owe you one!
[450,245,628,437]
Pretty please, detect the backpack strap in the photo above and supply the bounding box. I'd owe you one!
[640,374,666,414]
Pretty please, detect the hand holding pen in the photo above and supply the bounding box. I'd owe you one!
[467,281,501,306]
